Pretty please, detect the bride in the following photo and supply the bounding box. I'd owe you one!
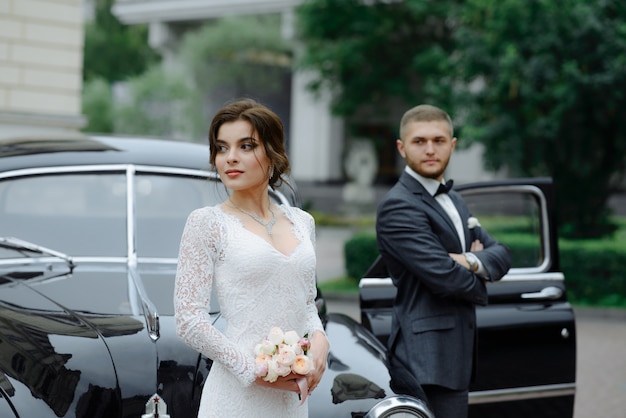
[174,98,329,417]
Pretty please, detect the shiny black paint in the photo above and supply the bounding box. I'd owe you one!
[0,245,402,418]
[0,134,405,417]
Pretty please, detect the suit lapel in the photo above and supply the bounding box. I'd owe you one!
[399,173,459,239]
[448,191,471,250]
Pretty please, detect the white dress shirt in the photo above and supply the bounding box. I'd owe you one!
[404,166,465,247]
[404,166,488,277]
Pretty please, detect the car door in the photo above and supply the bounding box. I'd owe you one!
[359,177,576,418]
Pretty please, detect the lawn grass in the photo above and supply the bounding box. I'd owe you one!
[318,277,360,295]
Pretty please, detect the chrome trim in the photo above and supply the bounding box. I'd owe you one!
[0,236,74,269]
[360,272,565,289]
[126,165,161,341]
[129,264,161,341]
[499,272,565,282]
[0,256,129,266]
[137,257,178,264]
[127,165,141,317]
[127,165,137,262]
[360,277,394,289]
[469,382,576,404]
[0,163,214,180]
[521,286,563,300]
[364,395,434,418]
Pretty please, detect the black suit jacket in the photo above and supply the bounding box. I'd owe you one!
[376,172,511,391]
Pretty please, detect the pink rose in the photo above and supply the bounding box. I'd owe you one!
[255,338,276,356]
[291,354,314,375]
[272,358,292,378]
[254,360,268,378]
[298,337,311,352]
[276,344,297,366]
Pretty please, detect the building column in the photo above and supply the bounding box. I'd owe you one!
[289,71,343,182]
[0,0,86,134]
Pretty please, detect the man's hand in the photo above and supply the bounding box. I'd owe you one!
[470,239,484,252]
[449,240,484,270]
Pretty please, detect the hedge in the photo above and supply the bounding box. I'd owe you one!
[343,232,626,307]
[343,232,378,282]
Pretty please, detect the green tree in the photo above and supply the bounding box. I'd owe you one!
[83,0,160,82]
[174,14,294,140]
[82,14,291,140]
[451,0,626,238]
[178,14,292,96]
[295,0,460,117]
[81,77,114,133]
[113,67,200,140]
[297,0,626,238]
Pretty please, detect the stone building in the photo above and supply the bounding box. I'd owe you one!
[0,0,85,137]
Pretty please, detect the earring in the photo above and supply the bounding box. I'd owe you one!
[269,166,274,180]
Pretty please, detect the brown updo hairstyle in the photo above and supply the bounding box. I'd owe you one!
[208,98,290,191]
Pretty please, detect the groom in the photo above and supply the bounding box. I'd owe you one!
[375,104,511,418]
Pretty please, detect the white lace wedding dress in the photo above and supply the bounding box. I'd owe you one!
[174,204,324,418]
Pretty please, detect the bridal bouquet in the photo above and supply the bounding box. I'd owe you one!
[254,326,314,404]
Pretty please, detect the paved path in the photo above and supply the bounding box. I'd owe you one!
[571,309,626,418]
[316,227,626,418]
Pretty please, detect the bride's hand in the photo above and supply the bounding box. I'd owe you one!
[306,330,330,394]
[255,373,302,393]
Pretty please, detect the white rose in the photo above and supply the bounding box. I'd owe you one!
[467,217,481,229]
[273,358,292,377]
[268,327,284,346]
[258,338,276,356]
[283,330,300,345]
[265,358,280,382]
[276,344,297,366]
[293,344,304,356]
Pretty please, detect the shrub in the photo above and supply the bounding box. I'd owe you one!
[82,78,114,133]
[559,239,626,307]
[344,232,378,281]
[341,228,626,308]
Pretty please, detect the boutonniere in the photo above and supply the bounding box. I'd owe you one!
[467,217,481,229]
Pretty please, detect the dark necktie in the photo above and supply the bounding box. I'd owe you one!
[435,179,454,196]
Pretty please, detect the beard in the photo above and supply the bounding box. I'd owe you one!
[407,159,448,180]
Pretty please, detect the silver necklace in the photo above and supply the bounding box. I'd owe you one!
[230,199,277,236]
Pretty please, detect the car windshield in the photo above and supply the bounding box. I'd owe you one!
[0,171,226,257]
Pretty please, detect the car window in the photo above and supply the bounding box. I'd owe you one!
[135,173,227,258]
[0,173,127,256]
[460,186,548,273]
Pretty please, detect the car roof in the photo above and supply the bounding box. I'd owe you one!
[0,130,302,206]
[0,132,212,173]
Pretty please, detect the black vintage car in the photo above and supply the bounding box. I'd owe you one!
[0,133,431,418]
[359,178,577,418]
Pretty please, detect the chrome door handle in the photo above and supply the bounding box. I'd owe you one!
[521,286,563,300]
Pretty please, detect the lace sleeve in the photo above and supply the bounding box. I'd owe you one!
[174,209,256,386]
[303,212,326,338]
